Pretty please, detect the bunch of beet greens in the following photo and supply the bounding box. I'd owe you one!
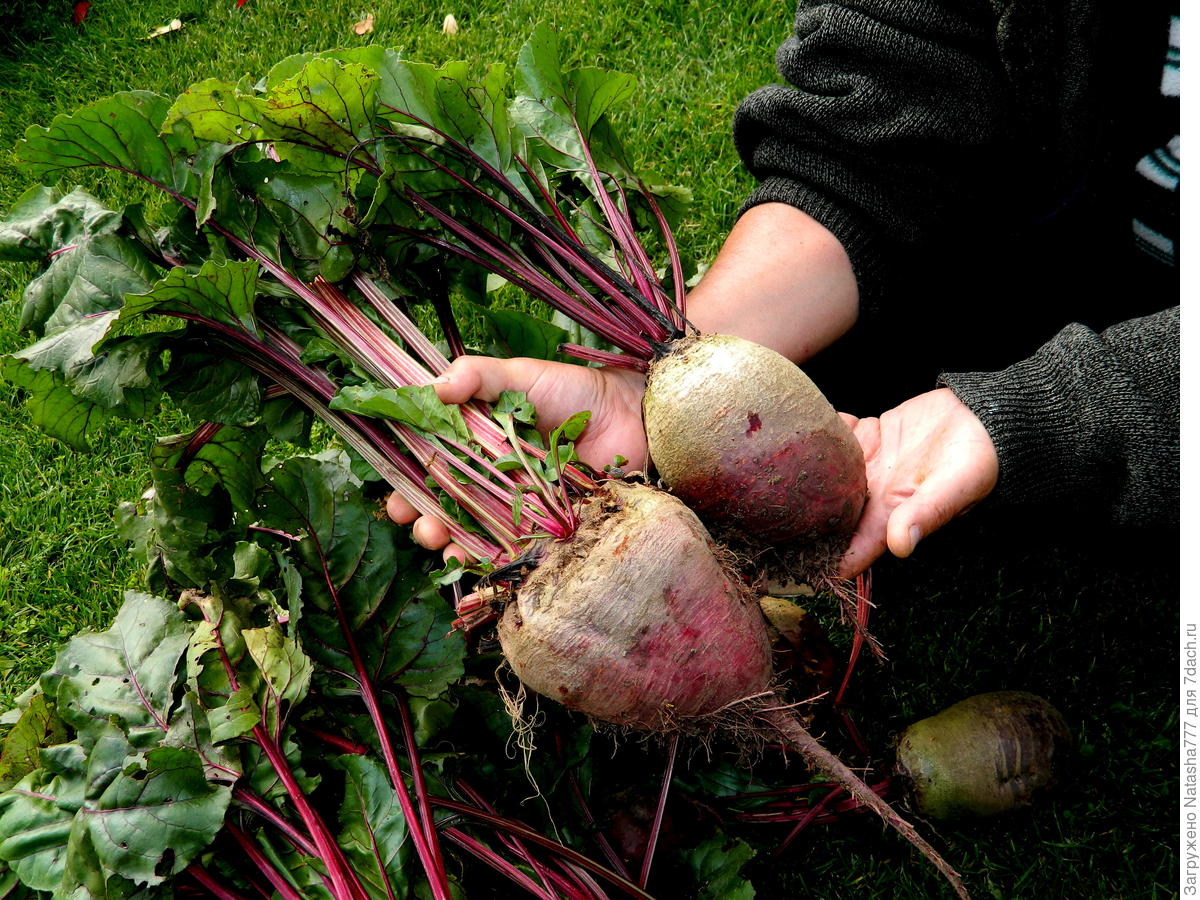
[0,25,968,899]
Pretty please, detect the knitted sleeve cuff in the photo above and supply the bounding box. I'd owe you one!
[938,358,1086,509]
[938,308,1179,521]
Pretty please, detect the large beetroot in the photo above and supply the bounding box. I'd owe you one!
[643,334,866,546]
[499,481,774,730]
[491,480,969,900]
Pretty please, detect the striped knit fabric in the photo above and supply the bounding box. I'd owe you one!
[1132,15,1180,266]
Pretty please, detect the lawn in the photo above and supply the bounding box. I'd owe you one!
[0,2,1177,898]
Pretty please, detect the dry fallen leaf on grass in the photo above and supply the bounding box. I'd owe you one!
[442,14,459,35]
[144,18,184,39]
[353,13,376,35]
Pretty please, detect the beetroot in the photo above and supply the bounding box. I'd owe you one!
[895,691,1072,820]
[496,482,970,900]
[498,481,774,731]
[643,333,867,546]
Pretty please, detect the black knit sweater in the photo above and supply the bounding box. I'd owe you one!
[732,0,1179,525]
[734,0,1176,311]
[942,307,1178,523]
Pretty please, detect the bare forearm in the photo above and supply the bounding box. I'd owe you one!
[685,202,859,363]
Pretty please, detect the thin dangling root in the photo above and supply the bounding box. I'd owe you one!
[757,706,971,900]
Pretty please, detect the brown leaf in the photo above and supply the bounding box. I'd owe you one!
[353,13,376,35]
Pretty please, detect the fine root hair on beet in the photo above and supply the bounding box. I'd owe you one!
[587,684,806,769]
[495,662,544,780]
[822,573,886,662]
[754,545,886,663]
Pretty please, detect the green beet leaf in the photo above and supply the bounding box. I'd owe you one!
[174,424,267,513]
[0,363,122,452]
[684,834,758,900]
[347,581,464,700]
[264,58,380,171]
[181,592,261,721]
[0,744,87,892]
[510,23,636,182]
[117,433,247,592]
[243,625,314,740]
[375,54,520,188]
[0,695,68,793]
[243,162,358,281]
[333,754,411,900]
[162,76,269,146]
[0,310,167,451]
[42,593,191,753]
[5,311,164,406]
[0,726,228,895]
[260,454,383,608]
[19,92,194,200]
[78,746,230,889]
[474,304,571,362]
[121,259,260,339]
[164,353,263,426]
[260,455,465,697]
[329,383,472,446]
[162,691,242,785]
[0,186,159,337]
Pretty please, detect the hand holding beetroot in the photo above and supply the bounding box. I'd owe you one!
[836,388,999,578]
[391,364,1000,579]
[387,359,649,562]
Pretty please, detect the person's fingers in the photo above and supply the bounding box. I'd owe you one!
[433,357,546,406]
[834,415,886,578]
[385,491,420,525]
[442,543,469,566]
[884,465,992,558]
[838,411,859,430]
[402,511,470,564]
[411,516,452,552]
[850,415,882,462]
[836,490,892,578]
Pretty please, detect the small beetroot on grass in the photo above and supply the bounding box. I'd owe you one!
[895,691,1072,821]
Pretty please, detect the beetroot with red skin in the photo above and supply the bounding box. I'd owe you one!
[497,480,774,731]
[643,334,866,546]
[494,479,970,899]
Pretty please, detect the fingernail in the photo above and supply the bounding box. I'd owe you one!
[429,375,450,385]
[908,525,922,552]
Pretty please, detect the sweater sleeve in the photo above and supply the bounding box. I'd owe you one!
[733,0,1011,305]
[938,307,1180,526]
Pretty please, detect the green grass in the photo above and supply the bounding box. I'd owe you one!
[0,0,783,697]
[0,2,1176,898]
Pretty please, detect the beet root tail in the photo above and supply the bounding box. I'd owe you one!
[758,707,971,900]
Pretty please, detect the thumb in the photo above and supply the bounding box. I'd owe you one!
[433,356,544,406]
[885,467,992,558]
